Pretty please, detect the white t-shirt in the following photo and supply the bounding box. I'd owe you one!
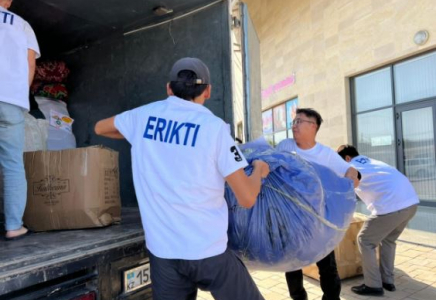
[350,155,419,215]
[115,96,248,260]
[276,139,351,177]
[0,7,40,110]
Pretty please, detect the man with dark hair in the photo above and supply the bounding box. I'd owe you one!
[337,144,419,296]
[95,57,269,300]
[169,71,208,100]
[0,0,40,240]
[294,108,323,131]
[276,108,359,300]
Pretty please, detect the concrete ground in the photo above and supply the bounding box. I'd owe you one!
[198,240,436,300]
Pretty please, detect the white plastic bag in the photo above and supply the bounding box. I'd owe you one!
[24,113,49,152]
[35,96,77,150]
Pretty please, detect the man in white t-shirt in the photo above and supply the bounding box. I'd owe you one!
[95,57,270,300]
[337,145,419,296]
[276,108,359,300]
[0,0,40,240]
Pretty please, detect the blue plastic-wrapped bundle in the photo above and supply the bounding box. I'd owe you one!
[225,139,356,272]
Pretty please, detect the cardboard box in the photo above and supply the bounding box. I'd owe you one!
[302,213,368,280]
[23,146,121,231]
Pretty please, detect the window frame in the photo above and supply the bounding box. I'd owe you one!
[262,97,298,146]
[351,50,436,207]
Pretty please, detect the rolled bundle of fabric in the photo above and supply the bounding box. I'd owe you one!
[225,139,356,272]
[31,82,68,101]
[34,60,70,83]
[31,60,70,101]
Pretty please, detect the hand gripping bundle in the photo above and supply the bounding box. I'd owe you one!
[225,139,356,272]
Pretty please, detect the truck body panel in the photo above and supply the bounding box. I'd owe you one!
[1,1,261,299]
[0,209,150,299]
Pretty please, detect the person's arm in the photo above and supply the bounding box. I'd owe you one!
[95,116,125,139]
[327,149,360,188]
[225,160,270,208]
[345,167,360,188]
[28,49,36,86]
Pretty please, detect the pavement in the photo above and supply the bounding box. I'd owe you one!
[198,239,436,300]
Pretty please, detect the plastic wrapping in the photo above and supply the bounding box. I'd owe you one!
[225,138,356,272]
[24,113,49,152]
[35,97,77,150]
[302,213,368,280]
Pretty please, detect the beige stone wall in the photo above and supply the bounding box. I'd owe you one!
[244,0,436,148]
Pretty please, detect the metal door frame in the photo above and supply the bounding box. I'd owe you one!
[395,100,436,207]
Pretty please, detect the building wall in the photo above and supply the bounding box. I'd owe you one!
[244,0,436,148]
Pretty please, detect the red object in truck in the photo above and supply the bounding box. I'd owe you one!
[70,292,96,300]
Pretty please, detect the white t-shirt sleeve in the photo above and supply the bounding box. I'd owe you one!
[216,123,248,178]
[24,22,40,58]
[327,150,353,177]
[114,109,136,143]
[276,138,294,153]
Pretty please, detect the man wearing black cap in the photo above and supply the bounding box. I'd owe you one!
[95,57,269,300]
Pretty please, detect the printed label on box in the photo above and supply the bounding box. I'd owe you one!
[33,175,70,204]
[104,168,120,204]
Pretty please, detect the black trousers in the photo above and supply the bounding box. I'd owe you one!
[149,249,264,300]
[285,251,341,300]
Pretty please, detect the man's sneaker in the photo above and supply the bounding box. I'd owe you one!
[351,284,384,296]
[383,283,396,292]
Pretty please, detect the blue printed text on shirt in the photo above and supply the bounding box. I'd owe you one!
[143,116,200,147]
[1,12,14,25]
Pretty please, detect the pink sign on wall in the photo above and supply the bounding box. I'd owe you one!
[261,74,296,100]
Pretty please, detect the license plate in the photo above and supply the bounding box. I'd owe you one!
[123,263,151,293]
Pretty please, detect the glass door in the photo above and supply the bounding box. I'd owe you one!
[396,104,436,206]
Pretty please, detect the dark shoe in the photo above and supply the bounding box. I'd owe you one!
[289,289,308,300]
[351,284,384,296]
[290,290,308,300]
[383,282,396,291]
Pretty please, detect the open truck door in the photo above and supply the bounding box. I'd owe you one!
[230,1,262,142]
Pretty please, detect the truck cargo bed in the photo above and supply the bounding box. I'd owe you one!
[0,208,146,298]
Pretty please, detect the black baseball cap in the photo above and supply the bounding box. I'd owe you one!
[169,57,210,85]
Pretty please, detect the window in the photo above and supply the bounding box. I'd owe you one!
[352,50,436,207]
[262,97,298,146]
[262,109,273,145]
[354,67,392,112]
[273,104,286,145]
[355,108,396,167]
[394,52,436,104]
